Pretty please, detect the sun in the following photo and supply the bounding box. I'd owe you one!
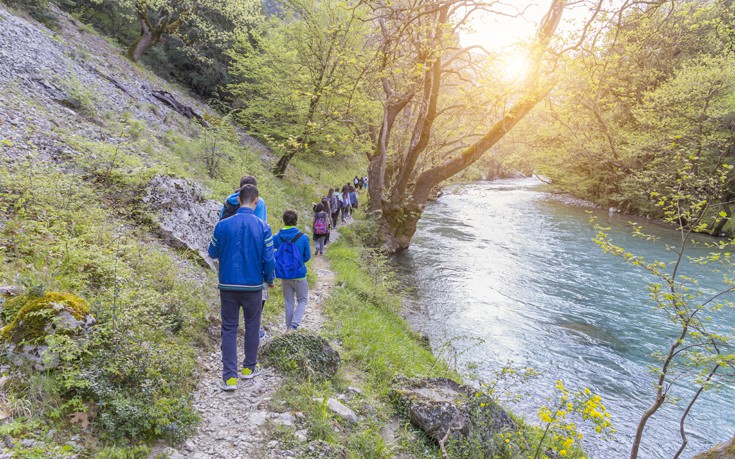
[500,53,530,83]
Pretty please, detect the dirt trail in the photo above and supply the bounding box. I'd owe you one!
[162,229,343,459]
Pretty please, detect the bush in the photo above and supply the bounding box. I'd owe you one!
[261,331,341,380]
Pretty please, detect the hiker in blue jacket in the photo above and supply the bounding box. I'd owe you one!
[218,175,269,340]
[273,210,311,330]
[208,185,275,391]
[219,175,267,221]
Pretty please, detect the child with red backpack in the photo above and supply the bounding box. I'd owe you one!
[273,210,311,330]
[312,203,329,255]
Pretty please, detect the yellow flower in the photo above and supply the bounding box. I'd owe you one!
[559,450,568,457]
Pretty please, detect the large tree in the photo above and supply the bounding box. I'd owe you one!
[229,0,377,177]
[366,0,605,252]
[106,0,261,62]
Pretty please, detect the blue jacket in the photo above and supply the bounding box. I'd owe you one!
[273,227,312,279]
[208,207,275,290]
[219,193,267,222]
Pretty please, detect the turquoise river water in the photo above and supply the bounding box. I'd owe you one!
[395,178,735,459]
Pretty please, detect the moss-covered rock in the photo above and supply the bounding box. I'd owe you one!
[0,285,41,323]
[260,331,340,380]
[0,291,94,344]
[693,435,735,459]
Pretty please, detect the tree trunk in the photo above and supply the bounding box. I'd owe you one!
[273,150,297,178]
[127,6,165,62]
[379,200,423,253]
[368,148,386,213]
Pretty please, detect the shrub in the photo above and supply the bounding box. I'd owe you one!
[261,331,341,380]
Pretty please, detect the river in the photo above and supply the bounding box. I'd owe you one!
[395,178,735,458]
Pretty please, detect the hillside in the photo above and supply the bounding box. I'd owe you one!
[0,3,360,457]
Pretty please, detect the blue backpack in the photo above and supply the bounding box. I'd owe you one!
[275,232,305,279]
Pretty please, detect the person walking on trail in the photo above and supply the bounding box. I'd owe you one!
[353,176,360,190]
[321,196,333,245]
[348,185,359,211]
[208,185,275,391]
[336,187,347,223]
[363,175,369,190]
[328,188,340,228]
[218,175,269,340]
[342,184,352,218]
[219,175,267,222]
[273,210,311,331]
[312,203,329,255]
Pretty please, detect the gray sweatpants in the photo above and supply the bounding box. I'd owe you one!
[282,278,309,329]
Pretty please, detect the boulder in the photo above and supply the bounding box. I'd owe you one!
[260,331,340,380]
[141,175,221,267]
[391,377,514,445]
[313,398,358,424]
[0,291,95,370]
[694,436,735,459]
[0,291,94,345]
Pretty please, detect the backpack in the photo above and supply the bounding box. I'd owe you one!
[313,213,328,235]
[275,232,304,279]
[220,198,238,220]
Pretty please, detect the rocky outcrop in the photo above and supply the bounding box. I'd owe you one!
[142,175,220,267]
[694,436,735,459]
[391,377,515,446]
[260,331,341,380]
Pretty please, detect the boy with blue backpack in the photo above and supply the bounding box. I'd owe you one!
[273,210,312,330]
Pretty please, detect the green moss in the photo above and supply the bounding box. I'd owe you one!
[261,331,341,380]
[1,292,90,344]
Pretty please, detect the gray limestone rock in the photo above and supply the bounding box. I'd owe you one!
[142,175,220,267]
[313,397,358,424]
[391,377,514,445]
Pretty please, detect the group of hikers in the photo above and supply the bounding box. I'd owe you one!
[208,174,366,390]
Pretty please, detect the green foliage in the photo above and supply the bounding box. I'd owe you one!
[0,151,210,447]
[228,0,378,173]
[515,0,735,234]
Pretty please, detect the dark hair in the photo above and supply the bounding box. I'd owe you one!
[314,203,324,212]
[328,188,334,195]
[239,175,257,188]
[283,209,298,226]
[239,184,259,205]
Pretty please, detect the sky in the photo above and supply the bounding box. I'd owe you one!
[461,1,599,51]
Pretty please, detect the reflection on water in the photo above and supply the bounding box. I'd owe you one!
[396,178,735,458]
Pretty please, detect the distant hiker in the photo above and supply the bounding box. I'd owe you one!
[312,203,329,255]
[219,175,267,222]
[328,188,340,228]
[218,175,269,340]
[353,176,360,189]
[208,185,275,391]
[321,196,333,245]
[273,210,311,330]
[348,185,359,210]
[363,175,369,190]
[336,187,347,223]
